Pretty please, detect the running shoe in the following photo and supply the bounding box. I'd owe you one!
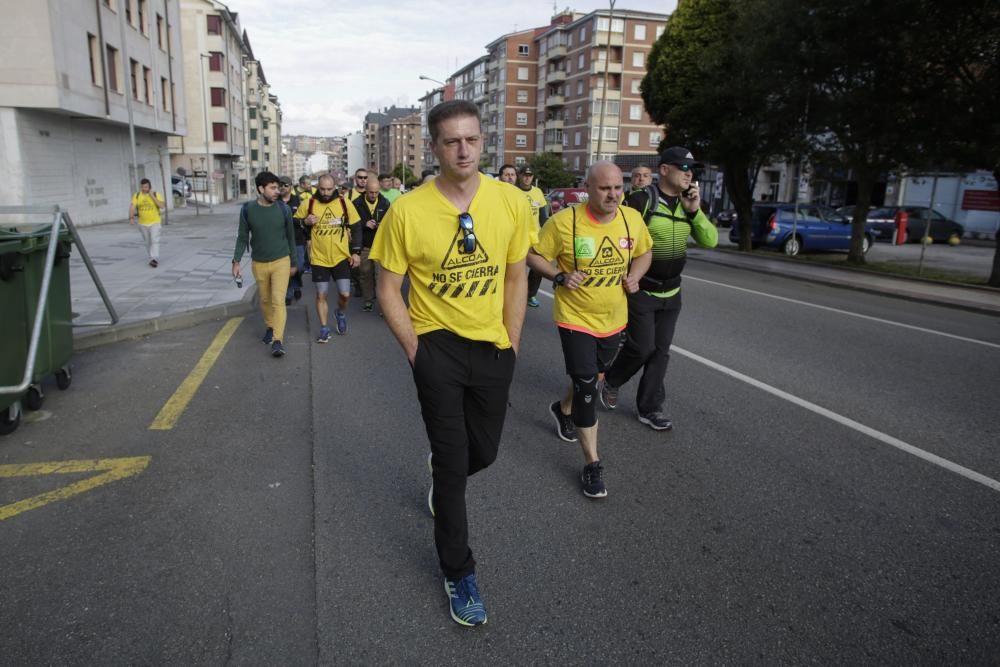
[363,301,374,312]
[294,288,302,301]
[316,326,331,344]
[527,296,540,308]
[427,451,435,518]
[638,412,673,431]
[335,310,347,335]
[549,401,577,442]
[581,460,607,498]
[271,340,286,357]
[444,574,487,626]
[599,380,618,410]
[262,327,274,344]
[149,259,159,268]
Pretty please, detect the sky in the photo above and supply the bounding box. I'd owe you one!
[231,0,676,137]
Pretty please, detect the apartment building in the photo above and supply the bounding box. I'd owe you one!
[243,32,281,193]
[536,9,667,175]
[167,0,250,203]
[417,84,452,172]
[377,112,422,180]
[345,131,365,176]
[363,105,417,174]
[483,29,544,172]
[0,0,186,225]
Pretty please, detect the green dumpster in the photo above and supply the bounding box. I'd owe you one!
[0,239,28,434]
[0,225,74,431]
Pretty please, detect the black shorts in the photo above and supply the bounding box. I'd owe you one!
[311,260,351,283]
[558,327,624,377]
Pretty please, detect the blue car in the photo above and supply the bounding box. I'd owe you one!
[729,203,875,256]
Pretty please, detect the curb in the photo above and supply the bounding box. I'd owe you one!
[73,285,259,350]
[688,250,1000,317]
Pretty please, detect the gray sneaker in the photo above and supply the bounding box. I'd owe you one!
[638,412,672,431]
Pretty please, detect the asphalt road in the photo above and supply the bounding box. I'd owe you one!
[2,260,998,665]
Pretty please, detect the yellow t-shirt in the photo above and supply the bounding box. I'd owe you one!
[294,196,361,267]
[131,192,163,225]
[533,203,652,336]
[370,173,532,349]
[522,185,546,224]
[504,183,540,245]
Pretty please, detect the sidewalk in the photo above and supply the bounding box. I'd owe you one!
[70,202,259,348]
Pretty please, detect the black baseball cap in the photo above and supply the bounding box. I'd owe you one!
[658,146,703,168]
[518,165,534,175]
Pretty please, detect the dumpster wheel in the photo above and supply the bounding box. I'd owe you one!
[56,367,72,391]
[0,402,21,436]
[26,385,43,411]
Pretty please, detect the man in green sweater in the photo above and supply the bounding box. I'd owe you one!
[232,171,298,357]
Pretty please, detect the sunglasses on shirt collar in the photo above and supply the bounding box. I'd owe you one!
[458,213,477,253]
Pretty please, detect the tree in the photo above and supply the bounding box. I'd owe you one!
[529,152,577,189]
[391,163,418,188]
[643,0,804,251]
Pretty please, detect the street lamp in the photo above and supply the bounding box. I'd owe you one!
[418,75,446,87]
[199,53,214,213]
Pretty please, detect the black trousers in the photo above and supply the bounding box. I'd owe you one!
[527,269,544,298]
[411,329,516,579]
[604,290,682,415]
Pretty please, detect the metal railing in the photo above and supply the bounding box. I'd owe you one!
[0,206,118,397]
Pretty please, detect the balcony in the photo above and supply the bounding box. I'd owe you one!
[545,119,564,130]
[595,31,624,47]
[547,44,567,59]
[592,88,622,101]
[548,69,567,83]
[592,60,623,75]
[544,95,565,108]
[544,143,564,153]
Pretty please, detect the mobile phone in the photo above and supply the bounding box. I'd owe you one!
[234,276,243,288]
[683,183,698,199]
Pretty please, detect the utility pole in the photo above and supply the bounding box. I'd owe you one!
[594,0,616,166]
[199,53,214,213]
[117,0,140,193]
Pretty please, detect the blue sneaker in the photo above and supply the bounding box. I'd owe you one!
[527,296,540,308]
[316,326,331,344]
[271,340,285,357]
[262,327,274,344]
[335,310,347,335]
[444,574,487,626]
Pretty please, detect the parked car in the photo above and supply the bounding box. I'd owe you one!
[836,205,964,243]
[713,208,738,227]
[546,188,588,213]
[730,203,875,256]
[171,175,192,199]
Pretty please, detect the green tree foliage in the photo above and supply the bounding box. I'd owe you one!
[391,163,419,188]
[529,152,578,189]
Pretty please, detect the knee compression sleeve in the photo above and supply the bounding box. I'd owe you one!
[570,374,598,428]
[315,281,330,295]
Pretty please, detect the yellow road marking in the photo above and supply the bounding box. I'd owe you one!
[149,317,243,430]
[0,456,151,521]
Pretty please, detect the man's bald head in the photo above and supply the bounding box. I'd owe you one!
[584,160,624,218]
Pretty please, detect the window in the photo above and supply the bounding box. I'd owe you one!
[515,134,527,147]
[568,33,573,47]
[143,66,151,104]
[138,0,147,34]
[124,0,133,25]
[207,14,222,35]
[593,127,618,141]
[249,128,257,140]
[627,131,640,147]
[631,79,641,94]
[248,107,256,119]
[514,156,526,166]
[160,77,169,111]
[576,106,582,121]
[263,120,269,130]
[212,122,227,142]
[576,80,583,95]
[264,136,269,145]
[649,131,661,146]
[580,26,587,42]
[598,18,623,32]
[517,66,529,81]
[574,156,581,170]
[208,52,223,72]
[656,25,665,39]
[87,34,102,86]
[634,24,646,40]
[518,44,529,56]
[574,131,582,146]
[516,89,528,104]
[210,87,226,107]
[592,100,619,116]
[156,14,164,49]
[629,104,642,120]
[130,58,140,100]
[632,52,645,68]
[516,112,528,126]
[264,152,270,162]
[251,149,259,162]
[578,54,585,69]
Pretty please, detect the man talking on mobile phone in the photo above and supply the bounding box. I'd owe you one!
[599,147,717,431]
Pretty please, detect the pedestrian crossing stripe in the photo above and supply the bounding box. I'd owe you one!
[0,456,152,522]
[427,279,498,298]
[588,236,626,268]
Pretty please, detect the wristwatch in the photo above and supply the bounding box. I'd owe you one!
[553,271,567,286]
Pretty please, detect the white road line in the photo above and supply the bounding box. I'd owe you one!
[683,274,1000,350]
[535,289,1000,493]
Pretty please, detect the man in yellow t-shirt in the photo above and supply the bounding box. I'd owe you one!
[371,99,530,628]
[129,178,166,268]
[527,160,652,499]
[515,165,549,307]
[295,174,361,342]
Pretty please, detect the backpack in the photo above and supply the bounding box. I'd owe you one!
[307,195,351,242]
